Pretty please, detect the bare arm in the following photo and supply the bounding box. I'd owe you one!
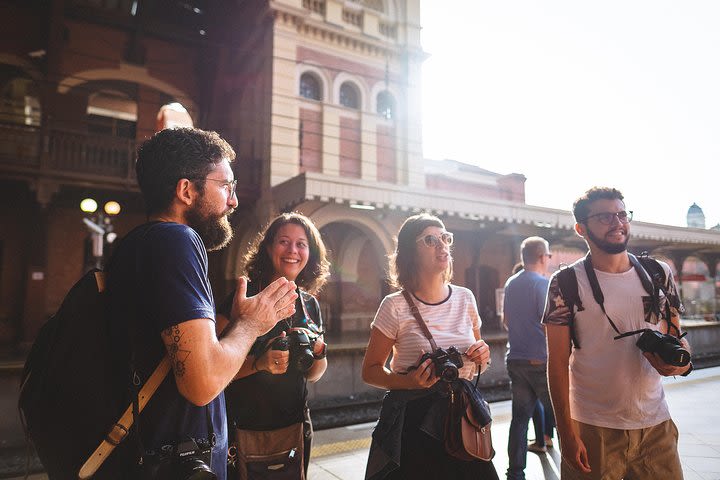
[361,327,438,390]
[163,276,297,406]
[546,324,591,473]
[645,308,692,376]
[305,336,327,383]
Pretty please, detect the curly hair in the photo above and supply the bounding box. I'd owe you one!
[388,213,453,292]
[136,127,235,216]
[572,187,625,224]
[243,213,330,295]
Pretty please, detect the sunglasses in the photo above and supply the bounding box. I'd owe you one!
[416,231,454,248]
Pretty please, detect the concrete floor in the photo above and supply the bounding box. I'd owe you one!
[4,366,720,479]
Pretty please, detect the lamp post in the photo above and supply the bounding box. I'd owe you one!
[80,198,121,270]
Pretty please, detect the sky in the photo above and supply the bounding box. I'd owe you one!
[420,0,719,228]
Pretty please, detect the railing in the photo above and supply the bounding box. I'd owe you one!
[342,8,363,28]
[302,0,326,15]
[0,123,41,167]
[379,21,397,39]
[46,129,135,179]
[0,123,136,184]
[0,124,260,200]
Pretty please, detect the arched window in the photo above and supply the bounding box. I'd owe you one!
[339,82,360,109]
[299,73,321,101]
[376,90,395,119]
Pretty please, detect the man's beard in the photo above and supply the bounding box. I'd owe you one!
[186,204,234,252]
[585,226,628,254]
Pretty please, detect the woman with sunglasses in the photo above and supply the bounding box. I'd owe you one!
[217,212,330,478]
[362,213,498,480]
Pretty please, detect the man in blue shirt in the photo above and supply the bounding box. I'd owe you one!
[503,236,554,480]
[104,128,298,478]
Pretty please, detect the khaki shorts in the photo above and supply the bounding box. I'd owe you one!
[561,419,683,480]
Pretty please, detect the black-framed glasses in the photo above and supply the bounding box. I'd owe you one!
[416,231,454,248]
[191,177,237,197]
[584,210,633,225]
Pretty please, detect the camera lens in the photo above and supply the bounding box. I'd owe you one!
[438,362,459,382]
[295,350,315,372]
[176,457,216,480]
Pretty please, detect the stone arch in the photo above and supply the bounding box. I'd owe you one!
[56,64,197,116]
[296,64,330,102]
[333,72,370,111]
[370,83,401,120]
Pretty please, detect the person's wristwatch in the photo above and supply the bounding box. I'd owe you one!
[312,342,327,360]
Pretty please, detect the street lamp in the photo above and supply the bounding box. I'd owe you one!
[81,198,121,270]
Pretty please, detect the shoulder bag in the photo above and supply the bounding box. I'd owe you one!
[401,290,495,462]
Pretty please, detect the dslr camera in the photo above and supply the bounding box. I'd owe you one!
[417,346,464,382]
[635,329,691,367]
[272,327,321,373]
[139,437,215,480]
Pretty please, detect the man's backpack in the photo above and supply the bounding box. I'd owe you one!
[18,267,170,479]
[555,252,671,349]
[18,269,128,479]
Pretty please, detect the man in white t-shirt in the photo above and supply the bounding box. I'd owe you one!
[543,187,691,479]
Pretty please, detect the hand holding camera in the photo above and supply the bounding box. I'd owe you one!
[255,332,290,374]
[270,327,323,373]
[637,330,692,376]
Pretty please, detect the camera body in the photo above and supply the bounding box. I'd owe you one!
[272,328,321,373]
[635,329,690,367]
[139,437,216,480]
[418,346,464,382]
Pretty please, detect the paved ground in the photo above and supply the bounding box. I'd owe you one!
[4,366,720,479]
[308,365,720,480]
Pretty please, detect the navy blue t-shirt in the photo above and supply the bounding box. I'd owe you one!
[105,222,227,478]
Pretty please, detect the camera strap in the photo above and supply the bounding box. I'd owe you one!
[402,290,438,352]
[582,253,675,340]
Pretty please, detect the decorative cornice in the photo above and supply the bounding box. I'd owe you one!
[272,172,720,247]
[268,1,409,59]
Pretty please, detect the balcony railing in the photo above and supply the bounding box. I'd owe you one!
[0,123,136,186]
[0,122,260,200]
[46,129,135,179]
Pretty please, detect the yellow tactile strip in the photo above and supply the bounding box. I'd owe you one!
[311,437,372,458]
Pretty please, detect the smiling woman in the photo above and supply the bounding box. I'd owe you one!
[216,212,331,479]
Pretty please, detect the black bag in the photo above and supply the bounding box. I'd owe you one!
[18,269,130,479]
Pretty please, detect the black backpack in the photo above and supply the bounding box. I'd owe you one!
[18,269,132,479]
[555,252,671,348]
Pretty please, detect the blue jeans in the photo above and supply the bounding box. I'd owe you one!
[506,361,554,480]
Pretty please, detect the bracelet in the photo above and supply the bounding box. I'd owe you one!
[312,343,327,360]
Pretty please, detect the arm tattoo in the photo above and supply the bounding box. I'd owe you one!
[162,325,191,377]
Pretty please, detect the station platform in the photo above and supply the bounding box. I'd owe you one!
[308,366,720,480]
[6,366,720,480]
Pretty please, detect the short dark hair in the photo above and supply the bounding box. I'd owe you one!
[573,187,625,223]
[136,128,236,215]
[243,213,330,295]
[388,213,453,291]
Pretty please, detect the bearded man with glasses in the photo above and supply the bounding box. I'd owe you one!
[542,187,690,480]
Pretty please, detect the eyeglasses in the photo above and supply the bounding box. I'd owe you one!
[583,210,633,225]
[416,231,454,248]
[192,177,238,197]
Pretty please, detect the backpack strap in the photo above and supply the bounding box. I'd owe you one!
[555,265,583,349]
[78,356,171,479]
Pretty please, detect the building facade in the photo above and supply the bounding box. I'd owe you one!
[1,0,720,414]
